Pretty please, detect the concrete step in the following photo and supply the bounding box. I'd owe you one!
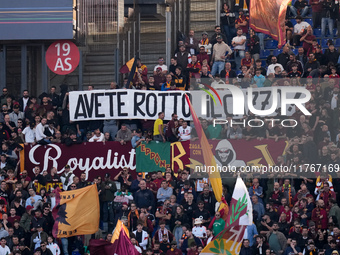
[86,52,115,63]
[82,72,115,83]
[140,21,166,33]
[190,2,216,12]
[140,33,166,43]
[141,43,166,53]
[190,11,216,22]
[190,20,217,32]
[65,71,115,86]
[84,62,115,73]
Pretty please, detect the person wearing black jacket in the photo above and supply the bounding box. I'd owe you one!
[220,62,237,82]
[64,132,82,147]
[220,4,236,45]
[210,26,228,47]
[240,239,253,255]
[324,43,339,65]
[247,29,260,60]
[321,0,338,38]
[304,53,320,77]
[252,235,269,255]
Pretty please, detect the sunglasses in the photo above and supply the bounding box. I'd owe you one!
[71,185,76,188]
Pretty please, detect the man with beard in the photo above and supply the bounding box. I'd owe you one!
[197,187,216,215]
[266,203,279,222]
[266,223,287,255]
[268,182,284,209]
[18,90,30,112]
[312,199,328,230]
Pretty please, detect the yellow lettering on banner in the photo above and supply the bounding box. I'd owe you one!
[282,140,289,156]
[171,142,186,170]
[34,182,63,193]
[254,144,275,166]
[246,158,262,167]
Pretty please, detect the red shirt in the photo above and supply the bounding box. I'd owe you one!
[154,178,165,189]
[197,53,210,64]
[241,57,252,68]
[236,15,249,34]
[311,207,328,230]
[302,35,316,54]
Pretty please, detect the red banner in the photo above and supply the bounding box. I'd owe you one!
[24,140,287,179]
[24,142,136,180]
[249,0,291,48]
[171,139,288,172]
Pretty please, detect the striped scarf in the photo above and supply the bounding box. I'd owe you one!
[235,0,248,11]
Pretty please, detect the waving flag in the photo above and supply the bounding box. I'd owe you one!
[185,94,223,202]
[249,0,291,48]
[52,184,100,238]
[119,58,136,74]
[201,176,252,255]
[111,219,129,243]
[89,221,139,255]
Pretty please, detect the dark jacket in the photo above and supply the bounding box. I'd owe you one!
[321,0,338,19]
[239,246,253,255]
[134,189,155,211]
[181,236,202,254]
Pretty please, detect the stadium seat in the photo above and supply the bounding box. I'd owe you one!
[260,49,271,58]
[334,28,338,36]
[291,19,297,26]
[261,60,267,67]
[265,40,278,49]
[314,29,321,37]
[273,49,282,56]
[321,39,328,47]
[305,19,313,26]
[236,70,242,75]
[292,48,298,55]
[335,38,340,47]
[264,34,271,40]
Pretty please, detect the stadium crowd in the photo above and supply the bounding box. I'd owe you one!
[2,0,340,255]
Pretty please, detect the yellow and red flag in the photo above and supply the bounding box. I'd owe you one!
[249,0,291,48]
[119,58,136,73]
[201,176,253,255]
[52,184,100,238]
[111,219,129,243]
[89,220,139,255]
[185,94,223,202]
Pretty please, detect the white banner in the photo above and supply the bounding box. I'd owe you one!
[68,88,308,121]
[69,90,190,121]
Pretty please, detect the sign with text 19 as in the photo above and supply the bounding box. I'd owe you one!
[45,40,80,75]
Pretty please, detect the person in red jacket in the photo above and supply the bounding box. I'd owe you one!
[311,199,328,230]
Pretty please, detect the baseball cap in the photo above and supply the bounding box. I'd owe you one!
[26,205,34,211]
[137,173,143,177]
[65,165,70,169]
[122,202,129,206]
[334,85,340,89]
[307,76,312,79]
[105,173,110,178]
[156,67,162,71]
[136,129,142,134]
[216,35,222,39]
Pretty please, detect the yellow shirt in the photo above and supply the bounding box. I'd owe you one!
[153,118,163,136]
